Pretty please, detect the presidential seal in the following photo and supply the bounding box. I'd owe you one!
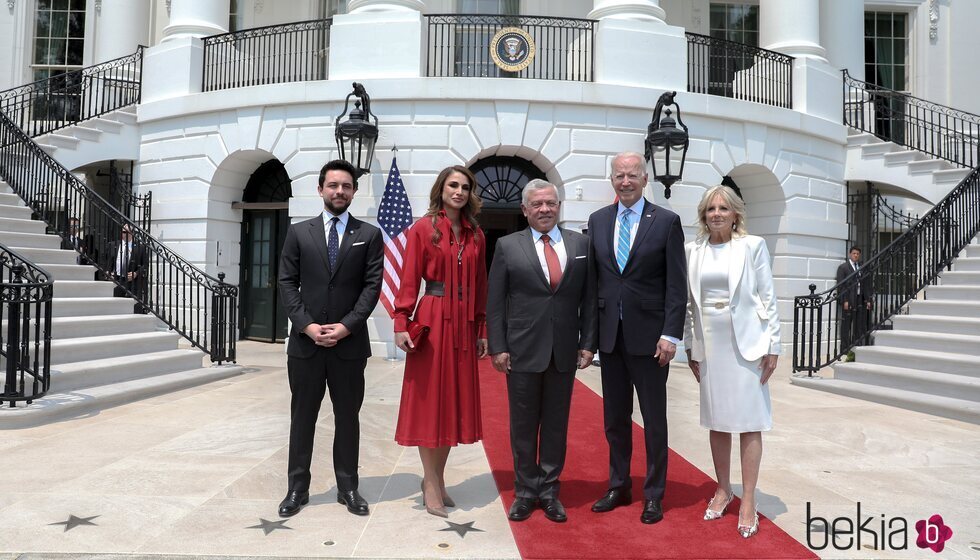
[490,27,535,72]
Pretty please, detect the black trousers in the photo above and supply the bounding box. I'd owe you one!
[506,360,575,500]
[841,304,870,348]
[598,321,669,501]
[286,350,366,494]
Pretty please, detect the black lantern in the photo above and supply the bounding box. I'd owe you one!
[335,82,379,179]
[644,91,689,199]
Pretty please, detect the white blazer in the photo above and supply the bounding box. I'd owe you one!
[683,234,781,362]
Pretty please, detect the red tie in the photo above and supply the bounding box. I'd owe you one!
[541,234,562,291]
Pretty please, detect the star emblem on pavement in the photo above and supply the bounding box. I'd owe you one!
[247,518,294,536]
[49,514,99,532]
[439,520,484,538]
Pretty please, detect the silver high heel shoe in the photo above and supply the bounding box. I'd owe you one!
[703,491,734,521]
[738,511,759,538]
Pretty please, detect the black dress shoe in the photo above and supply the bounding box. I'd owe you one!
[592,488,632,513]
[540,498,567,523]
[278,491,309,517]
[641,499,664,524]
[508,497,536,521]
[337,489,369,516]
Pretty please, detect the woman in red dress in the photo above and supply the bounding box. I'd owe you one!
[393,165,488,517]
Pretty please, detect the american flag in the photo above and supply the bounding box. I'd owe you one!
[377,157,414,317]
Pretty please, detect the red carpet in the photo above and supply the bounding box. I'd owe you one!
[478,359,817,560]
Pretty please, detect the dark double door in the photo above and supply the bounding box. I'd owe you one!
[241,208,289,341]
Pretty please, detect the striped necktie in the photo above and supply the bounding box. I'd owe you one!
[616,209,632,273]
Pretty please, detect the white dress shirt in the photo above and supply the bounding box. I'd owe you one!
[322,209,350,246]
[530,226,567,281]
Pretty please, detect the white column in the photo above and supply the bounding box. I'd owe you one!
[760,0,827,61]
[347,0,425,12]
[587,0,666,23]
[162,0,227,42]
[821,0,864,80]
[589,0,686,89]
[329,1,425,79]
[94,0,150,62]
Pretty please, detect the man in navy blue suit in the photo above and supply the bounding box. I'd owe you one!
[587,152,687,524]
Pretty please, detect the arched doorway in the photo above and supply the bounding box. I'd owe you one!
[239,159,292,342]
[470,155,546,267]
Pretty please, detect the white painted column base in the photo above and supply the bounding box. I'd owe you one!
[593,18,686,91]
[141,37,204,104]
[328,11,424,80]
[792,57,842,123]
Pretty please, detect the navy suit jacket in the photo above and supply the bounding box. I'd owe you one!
[587,199,687,355]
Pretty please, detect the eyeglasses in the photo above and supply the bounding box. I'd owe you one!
[527,201,559,209]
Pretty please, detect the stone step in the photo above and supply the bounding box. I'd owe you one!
[833,362,980,400]
[2,314,159,340]
[789,376,980,425]
[873,329,980,355]
[43,133,80,150]
[907,159,952,175]
[7,247,80,265]
[0,231,61,249]
[854,346,978,376]
[113,107,138,124]
[846,132,878,147]
[34,263,98,281]
[49,331,179,365]
[50,349,207,392]
[0,192,26,206]
[882,150,926,166]
[860,142,898,157]
[925,284,980,300]
[933,168,971,184]
[50,280,116,298]
[952,257,980,271]
[966,244,980,258]
[939,270,980,284]
[67,124,102,142]
[50,296,140,317]
[891,314,980,337]
[907,299,980,318]
[0,364,243,429]
[87,116,124,133]
[0,205,32,220]
[0,216,46,234]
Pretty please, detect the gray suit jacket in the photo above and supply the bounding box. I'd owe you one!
[278,214,383,360]
[486,227,597,373]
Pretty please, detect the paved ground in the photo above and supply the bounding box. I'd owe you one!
[0,341,977,559]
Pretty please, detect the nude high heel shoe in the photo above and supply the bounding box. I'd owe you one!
[421,481,448,518]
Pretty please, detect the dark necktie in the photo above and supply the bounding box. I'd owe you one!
[541,234,562,291]
[327,217,339,269]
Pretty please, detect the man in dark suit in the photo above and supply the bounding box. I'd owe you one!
[836,246,873,349]
[277,159,383,518]
[587,152,686,525]
[111,223,149,313]
[487,179,597,523]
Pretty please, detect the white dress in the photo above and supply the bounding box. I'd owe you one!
[698,241,772,433]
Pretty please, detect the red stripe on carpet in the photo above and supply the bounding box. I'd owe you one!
[478,359,816,560]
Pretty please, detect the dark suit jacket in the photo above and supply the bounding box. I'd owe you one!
[110,239,149,290]
[587,199,687,355]
[486,227,597,374]
[836,260,872,308]
[278,214,383,360]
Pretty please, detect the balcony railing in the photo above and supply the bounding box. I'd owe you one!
[0,243,53,407]
[844,70,980,168]
[426,14,595,82]
[0,48,143,138]
[203,19,332,92]
[686,33,793,109]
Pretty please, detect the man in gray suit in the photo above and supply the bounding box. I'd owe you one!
[487,179,598,523]
[277,159,383,518]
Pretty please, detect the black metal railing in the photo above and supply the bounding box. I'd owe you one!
[0,48,143,138]
[686,32,793,109]
[0,244,52,407]
[106,161,151,232]
[844,70,980,168]
[202,18,332,92]
[426,14,595,81]
[793,167,980,373]
[848,181,920,258]
[0,112,237,364]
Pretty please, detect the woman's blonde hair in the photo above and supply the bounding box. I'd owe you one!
[695,185,748,239]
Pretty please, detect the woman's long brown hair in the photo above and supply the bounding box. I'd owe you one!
[426,165,482,245]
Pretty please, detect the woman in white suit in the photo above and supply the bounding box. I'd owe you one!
[683,185,780,539]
